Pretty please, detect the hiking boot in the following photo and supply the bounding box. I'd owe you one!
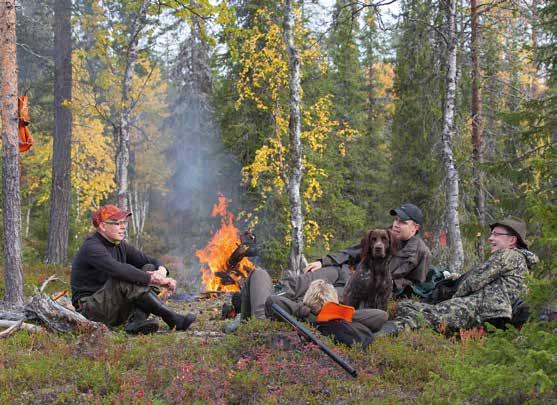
[125,308,159,335]
[125,318,159,335]
[223,314,242,334]
[374,320,400,338]
[136,292,196,331]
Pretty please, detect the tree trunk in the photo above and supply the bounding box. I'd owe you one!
[471,0,485,258]
[45,0,73,264]
[284,0,307,274]
[128,182,149,248]
[441,0,464,274]
[115,0,150,210]
[0,0,24,306]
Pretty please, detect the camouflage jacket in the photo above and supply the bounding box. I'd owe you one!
[453,248,539,320]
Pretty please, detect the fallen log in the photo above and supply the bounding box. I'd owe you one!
[0,309,27,321]
[25,295,104,333]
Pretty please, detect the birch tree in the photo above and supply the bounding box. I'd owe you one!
[115,0,151,210]
[0,0,24,306]
[470,0,485,258]
[45,0,73,264]
[284,0,307,273]
[441,0,464,273]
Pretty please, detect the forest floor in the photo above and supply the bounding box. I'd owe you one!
[0,265,555,404]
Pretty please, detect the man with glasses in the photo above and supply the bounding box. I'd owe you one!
[71,204,196,334]
[376,217,539,336]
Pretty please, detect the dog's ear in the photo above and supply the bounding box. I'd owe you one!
[361,230,372,262]
[387,228,399,255]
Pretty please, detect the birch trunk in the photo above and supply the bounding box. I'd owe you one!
[46,0,73,264]
[128,183,149,248]
[284,0,307,274]
[115,0,150,210]
[471,0,485,258]
[442,0,464,273]
[0,0,24,306]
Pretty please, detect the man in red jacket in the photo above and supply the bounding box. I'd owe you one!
[71,204,195,334]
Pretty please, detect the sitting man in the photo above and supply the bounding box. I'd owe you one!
[377,217,539,336]
[290,202,432,298]
[71,204,196,334]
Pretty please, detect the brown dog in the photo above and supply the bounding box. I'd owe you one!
[341,228,393,311]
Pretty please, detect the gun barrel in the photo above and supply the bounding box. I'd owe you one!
[271,303,357,378]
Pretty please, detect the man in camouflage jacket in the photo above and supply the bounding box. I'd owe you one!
[379,217,539,334]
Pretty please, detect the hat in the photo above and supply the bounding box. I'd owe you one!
[92,204,131,227]
[490,217,528,249]
[390,203,424,226]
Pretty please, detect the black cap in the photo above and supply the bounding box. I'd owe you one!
[390,203,423,225]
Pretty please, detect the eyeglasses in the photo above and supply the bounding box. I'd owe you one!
[104,219,129,227]
[490,231,511,237]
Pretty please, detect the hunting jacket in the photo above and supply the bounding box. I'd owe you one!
[319,234,432,291]
[453,248,539,321]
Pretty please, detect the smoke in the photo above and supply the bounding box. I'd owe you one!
[157,23,242,288]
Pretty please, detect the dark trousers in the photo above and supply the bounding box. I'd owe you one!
[77,266,155,327]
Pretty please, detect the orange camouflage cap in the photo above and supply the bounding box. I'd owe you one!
[92,204,131,227]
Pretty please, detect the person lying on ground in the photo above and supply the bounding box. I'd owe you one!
[71,204,196,334]
[376,217,539,337]
[275,279,375,348]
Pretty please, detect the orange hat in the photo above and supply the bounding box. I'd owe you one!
[92,204,131,227]
[316,302,355,323]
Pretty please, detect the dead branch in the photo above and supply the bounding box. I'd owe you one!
[191,331,224,338]
[0,319,44,336]
[0,319,23,338]
[39,274,61,293]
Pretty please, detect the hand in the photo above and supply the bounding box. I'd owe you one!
[304,261,322,273]
[148,272,176,291]
[161,277,177,293]
[148,270,165,286]
[156,265,168,277]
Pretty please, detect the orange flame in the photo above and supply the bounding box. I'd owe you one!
[195,195,254,292]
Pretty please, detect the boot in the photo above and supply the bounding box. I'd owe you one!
[136,292,196,331]
[374,320,400,338]
[223,314,242,334]
[125,308,159,335]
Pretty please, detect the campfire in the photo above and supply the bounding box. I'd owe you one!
[195,195,255,292]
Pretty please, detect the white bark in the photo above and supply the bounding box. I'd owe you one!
[284,0,307,274]
[442,0,464,273]
[116,0,151,210]
[128,183,149,247]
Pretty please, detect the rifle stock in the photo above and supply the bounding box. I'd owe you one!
[271,303,357,378]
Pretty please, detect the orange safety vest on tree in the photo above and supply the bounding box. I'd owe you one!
[18,96,33,153]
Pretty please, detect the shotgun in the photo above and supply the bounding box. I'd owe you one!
[271,303,357,378]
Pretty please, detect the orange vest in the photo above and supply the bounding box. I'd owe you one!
[316,302,355,323]
[18,96,33,153]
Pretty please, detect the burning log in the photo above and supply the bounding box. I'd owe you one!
[196,195,257,292]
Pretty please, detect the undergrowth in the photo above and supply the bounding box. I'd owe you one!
[0,266,555,403]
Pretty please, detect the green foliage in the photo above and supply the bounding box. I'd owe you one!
[422,322,557,403]
[389,0,444,229]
